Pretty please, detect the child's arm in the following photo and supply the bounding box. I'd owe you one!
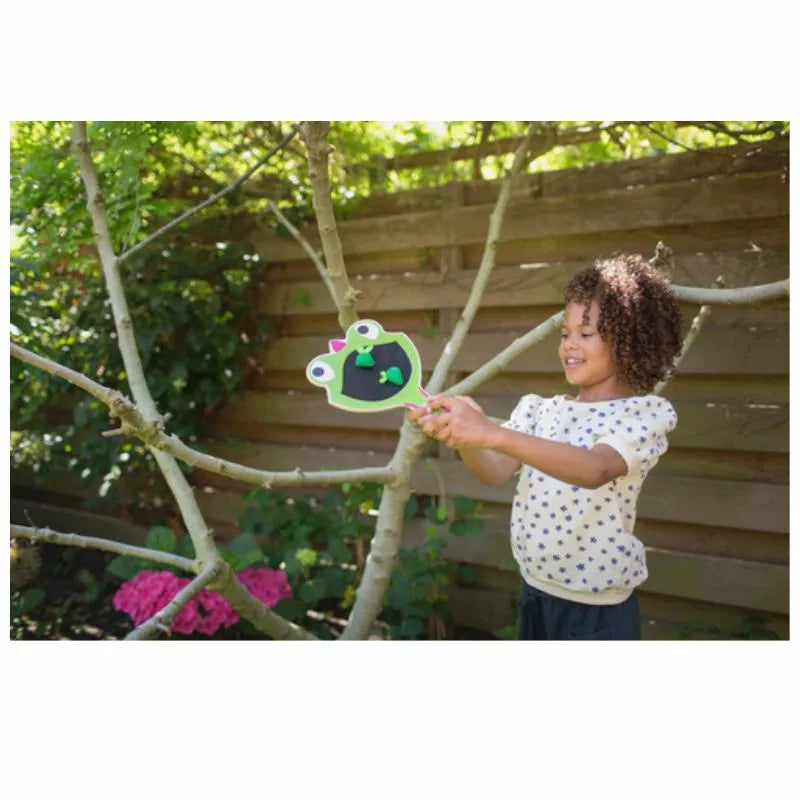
[415,395,628,490]
[407,396,520,485]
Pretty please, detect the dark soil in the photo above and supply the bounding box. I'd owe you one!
[10,542,132,640]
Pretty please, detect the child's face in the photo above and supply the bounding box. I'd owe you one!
[559,300,628,400]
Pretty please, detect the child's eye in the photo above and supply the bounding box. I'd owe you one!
[581,332,595,338]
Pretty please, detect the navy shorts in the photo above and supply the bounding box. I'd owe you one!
[518,581,641,640]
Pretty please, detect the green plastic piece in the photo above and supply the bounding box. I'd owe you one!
[380,366,404,386]
[355,350,376,368]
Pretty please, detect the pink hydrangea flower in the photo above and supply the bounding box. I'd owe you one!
[113,567,292,636]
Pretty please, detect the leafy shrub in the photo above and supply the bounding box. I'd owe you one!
[101,483,486,639]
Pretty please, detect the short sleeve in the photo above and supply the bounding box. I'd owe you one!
[594,396,677,475]
[501,394,543,436]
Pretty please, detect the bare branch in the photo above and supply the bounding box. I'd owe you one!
[342,123,545,641]
[654,273,724,396]
[10,523,198,573]
[447,311,565,397]
[654,305,712,396]
[672,280,788,305]
[117,123,302,265]
[10,341,396,489]
[266,199,337,303]
[425,122,543,394]
[11,340,124,408]
[363,121,699,172]
[125,562,221,640]
[639,122,722,155]
[208,563,317,640]
[698,121,786,143]
[70,122,314,640]
[446,275,789,398]
[300,122,361,331]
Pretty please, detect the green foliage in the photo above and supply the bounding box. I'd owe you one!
[10,543,125,639]
[98,484,486,639]
[10,122,276,505]
[11,119,785,511]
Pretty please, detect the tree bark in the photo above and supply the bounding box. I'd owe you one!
[300,122,361,331]
[340,125,543,640]
[70,122,315,641]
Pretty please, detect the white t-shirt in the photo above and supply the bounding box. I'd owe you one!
[501,393,677,605]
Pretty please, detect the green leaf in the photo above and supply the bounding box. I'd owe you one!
[424,503,447,524]
[232,550,264,570]
[273,597,306,622]
[450,517,483,537]
[145,525,177,552]
[295,547,318,568]
[177,536,195,559]
[453,495,476,515]
[298,577,328,604]
[107,555,146,580]
[404,494,419,519]
[396,617,424,639]
[16,587,46,614]
[457,566,477,584]
[226,532,262,558]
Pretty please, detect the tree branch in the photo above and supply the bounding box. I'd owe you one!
[340,418,429,640]
[363,121,699,172]
[341,123,544,640]
[671,280,788,305]
[445,276,789,398]
[425,122,542,394]
[125,562,220,640]
[266,199,337,303]
[10,523,198,573]
[10,341,396,489]
[70,122,315,640]
[447,311,565,397]
[116,123,301,265]
[300,122,362,331]
[653,304,712,396]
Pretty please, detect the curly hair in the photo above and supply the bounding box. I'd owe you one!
[563,253,684,394]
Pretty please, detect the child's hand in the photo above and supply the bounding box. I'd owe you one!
[407,395,498,450]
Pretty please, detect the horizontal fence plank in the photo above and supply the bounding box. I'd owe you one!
[175,442,789,534]
[637,591,789,639]
[251,171,788,261]
[404,517,788,615]
[258,324,787,377]
[408,460,789,534]
[471,372,789,405]
[643,548,788,614]
[401,501,789,568]
[259,250,789,316]
[217,390,788,454]
[10,497,150,548]
[257,218,788,283]
[230,369,792,410]
[447,585,516,635]
[352,138,789,218]
[458,217,789,272]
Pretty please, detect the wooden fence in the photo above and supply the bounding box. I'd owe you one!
[11,136,790,638]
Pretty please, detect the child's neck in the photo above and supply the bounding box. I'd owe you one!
[568,381,634,403]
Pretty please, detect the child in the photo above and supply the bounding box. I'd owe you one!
[408,253,684,640]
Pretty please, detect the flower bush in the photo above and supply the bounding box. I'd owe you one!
[113,567,292,636]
